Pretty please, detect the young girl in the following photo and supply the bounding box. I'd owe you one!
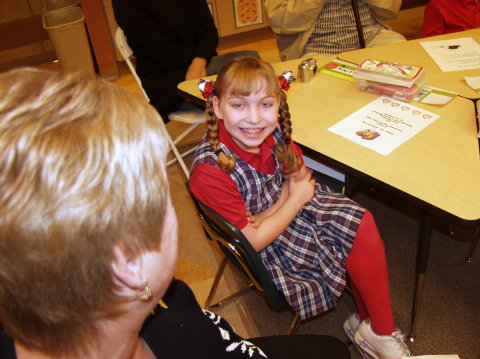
[189,57,411,359]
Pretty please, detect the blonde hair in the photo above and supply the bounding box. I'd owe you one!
[205,57,302,173]
[0,68,170,356]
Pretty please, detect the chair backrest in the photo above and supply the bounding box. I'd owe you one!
[186,183,288,308]
[114,27,150,101]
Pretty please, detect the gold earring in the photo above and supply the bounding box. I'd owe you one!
[159,299,168,309]
[137,280,152,301]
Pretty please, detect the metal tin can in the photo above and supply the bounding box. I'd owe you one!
[297,58,318,82]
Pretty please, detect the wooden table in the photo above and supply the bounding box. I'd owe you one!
[178,42,480,339]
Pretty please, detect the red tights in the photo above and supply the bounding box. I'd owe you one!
[345,210,395,335]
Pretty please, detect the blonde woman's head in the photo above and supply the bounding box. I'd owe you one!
[0,68,171,356]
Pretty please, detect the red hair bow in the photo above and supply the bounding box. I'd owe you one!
[278,71,295,91]
[198,79,215,98]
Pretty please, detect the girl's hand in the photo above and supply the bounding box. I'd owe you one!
[287,171,315,206]
[284,164,311,181]
[246,211,261,228]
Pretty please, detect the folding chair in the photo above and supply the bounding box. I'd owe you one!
[186,182,301,335]
[114,27,204,178]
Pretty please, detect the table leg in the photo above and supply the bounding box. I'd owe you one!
[466,226,480,263]
[408,211,432,342]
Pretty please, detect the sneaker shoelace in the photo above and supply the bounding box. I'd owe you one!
[391,331,412,356]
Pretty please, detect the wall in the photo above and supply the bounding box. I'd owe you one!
[0,0,56,71]
[210,0,269,37]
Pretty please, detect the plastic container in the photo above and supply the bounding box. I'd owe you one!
[354,76,426,102]
[42,6,95,76]
[44,0,80,13]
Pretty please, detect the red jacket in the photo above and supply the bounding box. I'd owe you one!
[421,0,480,38]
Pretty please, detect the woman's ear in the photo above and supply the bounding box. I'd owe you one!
[111,246,145,290]
[212,96,223,120]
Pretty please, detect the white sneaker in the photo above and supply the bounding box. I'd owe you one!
[343,313,372,359]
[354,319,411,359]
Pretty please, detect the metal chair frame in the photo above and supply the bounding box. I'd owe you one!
[186,183,300,335]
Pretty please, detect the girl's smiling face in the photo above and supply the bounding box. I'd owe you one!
[213,89,280,153]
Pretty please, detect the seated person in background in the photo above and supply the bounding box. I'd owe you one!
[112,0,259,122]
[0,68,349,359]
[264,0,406,61]
[421,0,480,38]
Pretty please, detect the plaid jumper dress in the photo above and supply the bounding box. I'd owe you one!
[192,127,365,320]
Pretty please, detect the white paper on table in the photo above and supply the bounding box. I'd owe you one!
[419,37,480,72]
[328,96,440,155]
[465,75,480,92]
[414,85,457,105]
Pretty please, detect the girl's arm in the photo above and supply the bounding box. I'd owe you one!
[252,162,313,220]
[250,180,290,221]
[242,173,315,252]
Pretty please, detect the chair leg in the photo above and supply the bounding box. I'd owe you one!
[166,122,203,175]
[207,283,255,310]
[205,255,228,309]
[172,123,201,145]
[166,145,197,167]
[166,135,189,178]
[204,255,255,309]
[288,313,301,335]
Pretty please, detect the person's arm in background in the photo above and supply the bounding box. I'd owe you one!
[112,0,218,73]
[364,0,401,20]
[420,2,445,37]
[264,0,327,35]
[186,0,219,79]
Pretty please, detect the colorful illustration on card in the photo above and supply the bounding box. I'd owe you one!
[358,59,423,80]
[328,96,440,155]
[356,129,380,140]
[233,0,263,28]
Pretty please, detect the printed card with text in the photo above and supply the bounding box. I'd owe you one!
[328,96,440,155]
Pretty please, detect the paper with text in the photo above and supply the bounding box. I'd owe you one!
[420,37,480,72]
[328,96,440,155]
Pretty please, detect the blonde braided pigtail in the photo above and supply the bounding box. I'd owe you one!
[274,91,302,175]
[205,96,236,173]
